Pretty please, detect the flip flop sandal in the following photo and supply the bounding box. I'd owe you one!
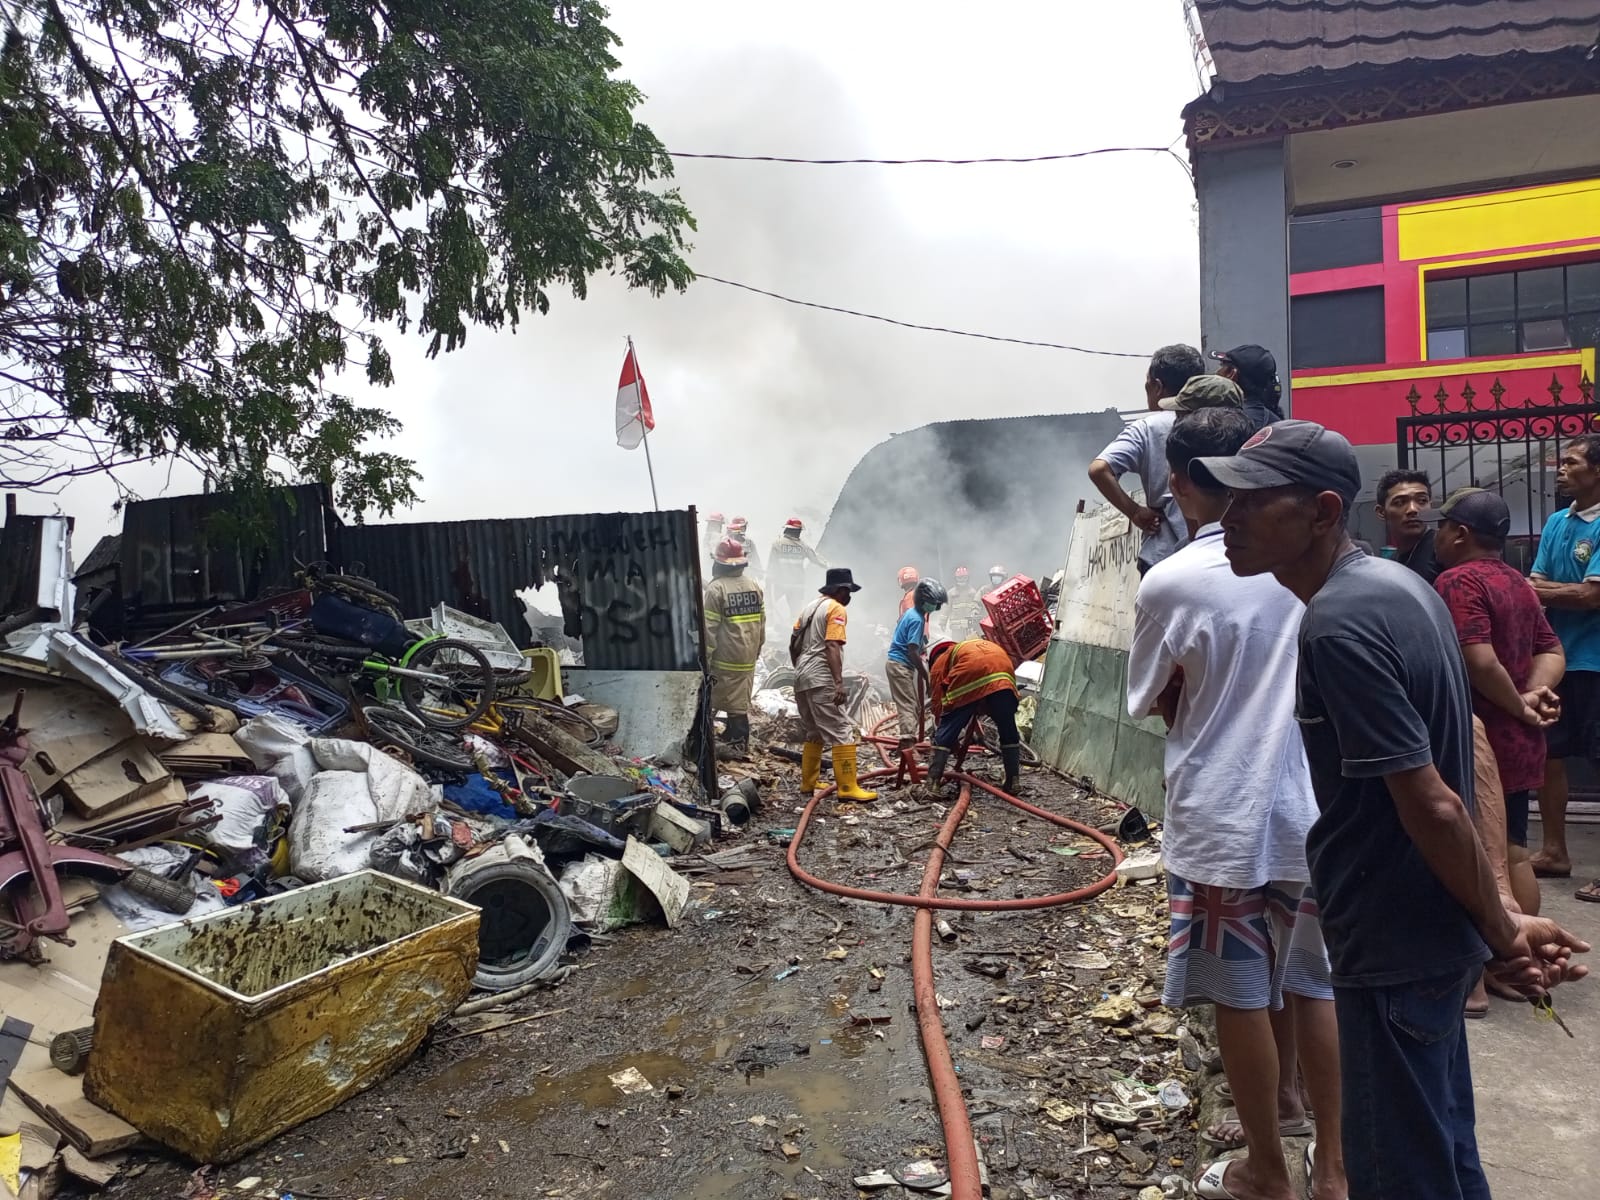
[1464,1003,1489,1019]
[1196,1158,1244,1200]
[1576,880,1600,903]
[1304,1143,1315,1200]
[1215,1081,1316,1118]
[1201,1107,1315,1149]
[1533,862,1573,879]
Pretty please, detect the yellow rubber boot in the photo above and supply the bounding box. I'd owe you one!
[833,743,878,802]
[800,742,824,793]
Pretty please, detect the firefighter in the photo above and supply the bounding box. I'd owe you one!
[704,537,765,757]
[897,565,920,617]
[988,564,1007,588]
[886,578,947,752]
[926,638,1022,794]
[768,518,827,622]
[728,516,763,580]
[702,511,726,563]
[947,566,983,640]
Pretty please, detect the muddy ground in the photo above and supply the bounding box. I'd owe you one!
[111,748,1201,1200]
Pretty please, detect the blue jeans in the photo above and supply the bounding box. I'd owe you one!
[1336,969,1491,1200]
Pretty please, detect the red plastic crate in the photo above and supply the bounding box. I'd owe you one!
[981,575,1046,631]
[979,612,1052,665]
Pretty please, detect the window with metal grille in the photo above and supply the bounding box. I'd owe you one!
[1425,262,1600,361]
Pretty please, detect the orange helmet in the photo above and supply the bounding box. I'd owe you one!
[954,566,970,582]
[713,537,748,566]
[897,566,919,588]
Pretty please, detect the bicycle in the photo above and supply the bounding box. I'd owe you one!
[467,695,603,749]
[272,631,495,730]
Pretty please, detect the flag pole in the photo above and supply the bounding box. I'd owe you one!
[629,335,660,511]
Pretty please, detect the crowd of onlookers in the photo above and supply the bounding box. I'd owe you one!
[1091,343,1592,1200]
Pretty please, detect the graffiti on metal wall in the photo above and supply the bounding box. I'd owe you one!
[1054,499,1142,652]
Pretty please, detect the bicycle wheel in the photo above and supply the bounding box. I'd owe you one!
[363,705,473,772]
[494,697,603,748]
[399,638,495,729]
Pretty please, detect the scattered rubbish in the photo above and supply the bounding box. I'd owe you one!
[824,945,849,960]
[894,1159,950,1190]
[936,918,957,941]
[1117,806,1153,844]
[848,1012,893,1026]
[781,1142,801,1160]
[853,1169,900,1190]
[1091,1102,1142,1129]
[980,1035,1006,1050]
[1115,850,1163,884]
[966,957,1009,979]
[448,835,573,991]
[1158,1080,1190,1109]
[1058,950,1112,970]
[608,1067,654,1095]
[773,966,800,981]
[1088,995,1143,1025]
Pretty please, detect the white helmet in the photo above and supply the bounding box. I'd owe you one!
[989,564,1006,583]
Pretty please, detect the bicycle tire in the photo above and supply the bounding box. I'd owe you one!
[270,634,369,660]
[494,697,604,748]
[400,638,495,730]
[363,705,473,772]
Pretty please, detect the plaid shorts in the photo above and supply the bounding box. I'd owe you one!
[1161,876,1334,1011]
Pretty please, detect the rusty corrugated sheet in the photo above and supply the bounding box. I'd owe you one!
[1194,0,1600,85]
[118,484,338,614]
[339,509,703,671]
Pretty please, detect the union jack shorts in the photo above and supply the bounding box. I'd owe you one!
[1161,876,1333,1010]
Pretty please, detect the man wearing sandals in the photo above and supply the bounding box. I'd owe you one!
[1527,436,1600,901]
[1128,408,1345,1200]
[1197,419,1589,1200]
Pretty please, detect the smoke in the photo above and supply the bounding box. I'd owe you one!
[37,0,1202,570]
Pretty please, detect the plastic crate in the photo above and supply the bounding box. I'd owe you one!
[981,574,1046,630]
[979,614,1051,666]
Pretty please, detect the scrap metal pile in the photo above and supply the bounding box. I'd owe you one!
[0,558,749,1184]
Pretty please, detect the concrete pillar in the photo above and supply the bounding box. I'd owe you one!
[1196,141,1293,413]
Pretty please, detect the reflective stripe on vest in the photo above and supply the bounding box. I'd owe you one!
[712,659,756,673]
[726,613,763,624]
[943,670,1012,707]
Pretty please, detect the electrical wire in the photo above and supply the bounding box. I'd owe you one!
[693,274,1151,357]
[668,145,1181,166]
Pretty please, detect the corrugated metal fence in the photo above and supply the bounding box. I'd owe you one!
[112,488,703,673]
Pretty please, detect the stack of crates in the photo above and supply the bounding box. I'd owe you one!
[979,574,1052,664]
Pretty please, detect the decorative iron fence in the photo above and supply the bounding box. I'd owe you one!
[1396,373,1598,569]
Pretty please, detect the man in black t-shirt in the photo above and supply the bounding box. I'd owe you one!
[1375,468,1442,584]
[1193,420,1588,1200]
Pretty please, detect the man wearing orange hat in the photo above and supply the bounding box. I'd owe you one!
[897,566,920,617]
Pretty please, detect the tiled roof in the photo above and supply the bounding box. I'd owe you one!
[1196,0,1600,86]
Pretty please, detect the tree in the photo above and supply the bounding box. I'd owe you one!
[0,0,694,515]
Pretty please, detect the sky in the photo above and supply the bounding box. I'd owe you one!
[37,0,1207,551]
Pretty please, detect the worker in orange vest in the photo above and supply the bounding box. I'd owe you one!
[926,638,1021,793]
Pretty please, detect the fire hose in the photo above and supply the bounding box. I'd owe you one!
[785,716,1125,1200]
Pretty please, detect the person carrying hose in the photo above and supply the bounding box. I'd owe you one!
[886,578,947,755]
[790,568,877,801]
[926,638,1021,793]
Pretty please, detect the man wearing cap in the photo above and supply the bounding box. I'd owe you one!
[791,568,877,802]
[1213,345,1285,432]
[702,511,726,563]
[1129,407,1341,1200]
[1193,419,1589,1200]
[1527,434,1600,894]
[1089,343,1206,575]
[768,518,828,624]
[704,536,767,758]
[1431,487,1563,923]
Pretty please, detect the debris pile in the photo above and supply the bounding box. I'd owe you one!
[0,554,750,1182]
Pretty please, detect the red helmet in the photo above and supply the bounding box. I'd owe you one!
[784,518,803,531]
[729,515,749,533]
[713,537,748,566]
[954,566,970,581]
[897,566,919,588]
[706,511,724,524]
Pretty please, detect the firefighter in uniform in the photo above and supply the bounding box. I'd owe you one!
[728,516,763,581]
[701,511,726,564]
[947,566,983,640]
[768,518,827,622]
[926,638,1022,794]
[704,536,766,757]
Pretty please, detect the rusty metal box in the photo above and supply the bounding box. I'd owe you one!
[85,870,479,1162]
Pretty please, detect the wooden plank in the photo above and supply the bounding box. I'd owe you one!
[51,779,188,839]
[58,743,171,817]
[510,712,623,780]
[8,1069,141,1158]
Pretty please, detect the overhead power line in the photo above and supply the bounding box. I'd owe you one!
[694,274,1149,358]
[668,145,1183,166]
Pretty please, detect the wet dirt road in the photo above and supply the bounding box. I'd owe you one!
[115,761,1198,1200]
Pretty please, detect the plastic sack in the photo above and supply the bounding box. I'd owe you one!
[99,846,228,932]
[236,713,318,801]
[190,776,290,875]
[558,854,628,931]
[288,743,431,881]
[370,812,473,885]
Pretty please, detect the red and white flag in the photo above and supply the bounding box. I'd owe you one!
[615,340,655,449]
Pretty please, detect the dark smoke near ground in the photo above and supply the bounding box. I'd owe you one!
[814,409,1126,659]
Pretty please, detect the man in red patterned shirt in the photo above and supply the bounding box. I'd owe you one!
[1431,488,1566,921]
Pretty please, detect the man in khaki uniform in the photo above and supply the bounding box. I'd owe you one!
[704,536,765,757]
[791,567,876,801]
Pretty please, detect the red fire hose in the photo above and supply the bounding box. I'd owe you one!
[785,718,1125,1200]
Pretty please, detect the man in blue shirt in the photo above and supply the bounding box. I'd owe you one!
[885,579,946,754]
[1529,434,1600,898]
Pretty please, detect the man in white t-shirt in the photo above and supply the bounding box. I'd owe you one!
[1127,408,1345,1200]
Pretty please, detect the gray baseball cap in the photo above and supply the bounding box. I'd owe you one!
[1158,374,1245,413]
[1190,419,1362,506]
[1421,487,1512,538]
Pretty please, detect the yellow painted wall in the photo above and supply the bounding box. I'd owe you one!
[1397,179,1600,262]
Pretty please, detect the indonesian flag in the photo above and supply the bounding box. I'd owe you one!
[615,341,655,449]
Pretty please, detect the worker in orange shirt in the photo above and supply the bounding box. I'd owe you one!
[897,566,920,617]
[926,638,1022,793]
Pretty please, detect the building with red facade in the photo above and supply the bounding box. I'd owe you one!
[1183,1,1600,545]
